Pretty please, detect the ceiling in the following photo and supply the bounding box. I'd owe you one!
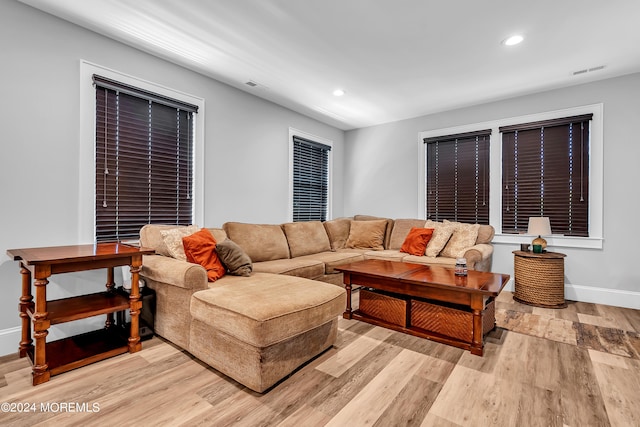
[19,0,640,130]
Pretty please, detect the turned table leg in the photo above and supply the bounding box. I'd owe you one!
[127,258,142,353]
[105,266,115,329]
[470,295,484,356]
[342,273,353,319]
[32,273,51,385]
[19,264,34,358]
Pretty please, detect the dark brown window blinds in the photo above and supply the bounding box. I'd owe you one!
[424,130,490,224]
[94,75,196,242]
[501,114,591,237]
[293,136,331,222]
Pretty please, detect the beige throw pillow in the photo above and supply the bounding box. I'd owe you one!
[160,225,200,261]
[440,221,481,258]
[424,220,455,257]
[345,220,387,250]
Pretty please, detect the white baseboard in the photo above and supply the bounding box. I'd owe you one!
[503,280,640,310]
[564,284,640,309]
[1,283,637,357]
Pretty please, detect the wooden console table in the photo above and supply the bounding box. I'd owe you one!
[6,243,154,385]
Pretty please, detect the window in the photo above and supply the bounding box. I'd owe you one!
[419,104,602,248]
[291,134,332,222]
[501,114,592,237]
[424,130,491,224]
[94,75,198,242]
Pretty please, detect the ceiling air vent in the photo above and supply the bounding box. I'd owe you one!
[573,65,605,76]
[244,80,268,90]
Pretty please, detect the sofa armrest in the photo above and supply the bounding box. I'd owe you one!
[463,244,494,272]
[141,254,208,290]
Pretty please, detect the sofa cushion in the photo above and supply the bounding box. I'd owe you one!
[223,222,290,262]
[182,228,226,282]
[190,273,345,347]
[161,225,201,261]
[401,254,457,267]
[424,220,455,257]
[440,221,481,258]
[296,251,365,274]
[345,220,387,250]
[251,258,325,279]
[400,227,434,256]
[388,218,430,250]
[363,249,407,261]
[323,218,351,250]
[282,221,331,257]
[216,239,253,277]
[206,227,228,244]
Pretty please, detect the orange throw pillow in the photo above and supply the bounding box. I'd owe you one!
[182,228,226,282]
[400,227,434,256]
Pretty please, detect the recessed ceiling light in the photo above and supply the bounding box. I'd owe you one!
[503,35,524,46]
[332,89,345,97]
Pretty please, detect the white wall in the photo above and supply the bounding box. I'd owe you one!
[0,1,345,355]
[344,73,640,308]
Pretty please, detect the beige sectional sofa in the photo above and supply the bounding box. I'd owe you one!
[140,224,345,393]
[138,215,494,392]
[223,215,495,285]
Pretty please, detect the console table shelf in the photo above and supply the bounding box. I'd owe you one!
[6,243,154,385]
[45,328,129,376]
[31,292,131,325]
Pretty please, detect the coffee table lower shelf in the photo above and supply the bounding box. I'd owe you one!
[348,289,496,355]
[348,311,494,354]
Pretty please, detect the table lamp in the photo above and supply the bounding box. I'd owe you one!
[527,217,551,250]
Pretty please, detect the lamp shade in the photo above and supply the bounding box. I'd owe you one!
[527,217,551,236]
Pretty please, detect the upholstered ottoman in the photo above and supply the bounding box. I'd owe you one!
[188,273,345,392]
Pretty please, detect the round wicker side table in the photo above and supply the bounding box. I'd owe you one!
[512,250,567,308]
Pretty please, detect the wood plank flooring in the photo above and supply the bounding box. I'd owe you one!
[1,291,639,427]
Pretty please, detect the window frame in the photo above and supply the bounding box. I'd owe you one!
[79,60,205,243]
[288,127,333,222]
[418,103,603,249]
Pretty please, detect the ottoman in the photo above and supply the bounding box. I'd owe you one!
[189,273,345,392]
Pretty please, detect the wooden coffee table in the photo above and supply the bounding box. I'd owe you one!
[336,260,510,356]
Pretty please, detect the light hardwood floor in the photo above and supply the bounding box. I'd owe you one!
[1,291,639,427]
